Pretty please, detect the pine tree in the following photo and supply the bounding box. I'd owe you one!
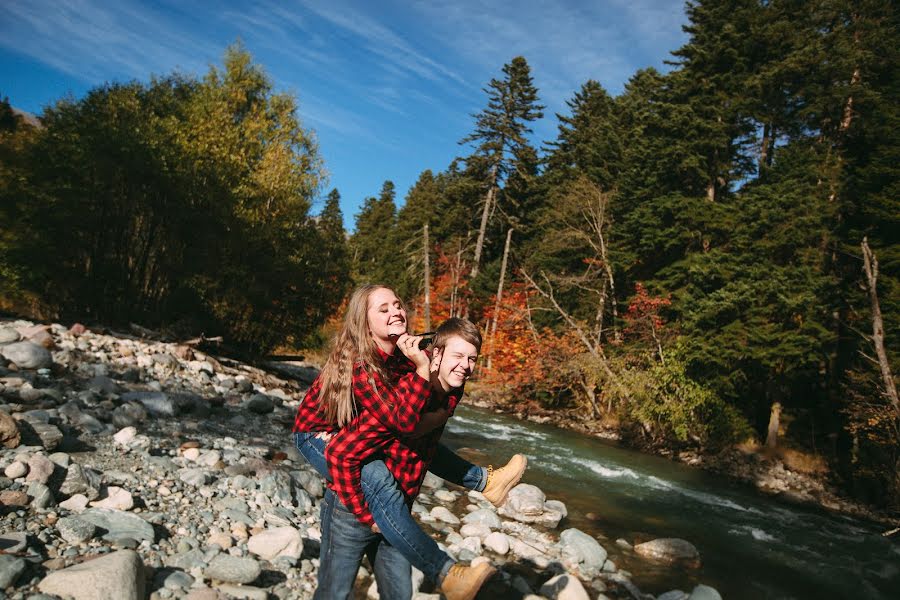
[460,56,544,278]
[350,180,399,285]
[544,80,623,191]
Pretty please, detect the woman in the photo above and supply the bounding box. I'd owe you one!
[293,284,526,600]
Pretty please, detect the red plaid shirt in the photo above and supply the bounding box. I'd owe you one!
[292,348,461,525]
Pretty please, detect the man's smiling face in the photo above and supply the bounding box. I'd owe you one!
[436,335,478,391]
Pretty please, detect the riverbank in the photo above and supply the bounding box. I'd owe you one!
[463,386,900,531]
[1,319,723,600]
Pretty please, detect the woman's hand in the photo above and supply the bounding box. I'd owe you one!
[396,333,431,380]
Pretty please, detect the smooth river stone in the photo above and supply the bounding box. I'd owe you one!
[204,554,261,584]
[57,516,97,544]
[77,508,155,543]
[0,341,52,369]
[559,528,608,575]
[0,554,26,588]
[38,549,145,600]
[247,526,303,561]
[634,538,700,564]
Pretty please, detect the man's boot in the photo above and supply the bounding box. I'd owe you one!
[440,562,497,600]
[481,454,527,506]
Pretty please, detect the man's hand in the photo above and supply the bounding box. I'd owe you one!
[410,408,450,438]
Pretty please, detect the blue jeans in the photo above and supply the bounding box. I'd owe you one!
[294,432,487,586]
[316,488,411,600]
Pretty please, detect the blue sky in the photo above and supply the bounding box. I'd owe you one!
[0,0,688,230]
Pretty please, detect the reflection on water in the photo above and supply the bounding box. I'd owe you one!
[442,405,899,600]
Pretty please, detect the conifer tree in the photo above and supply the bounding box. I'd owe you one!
[461,56,543,277]
[351,180,399,285]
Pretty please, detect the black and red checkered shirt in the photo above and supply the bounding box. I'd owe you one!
[293,348,461,525]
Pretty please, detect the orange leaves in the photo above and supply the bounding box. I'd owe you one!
[623,282,671,339]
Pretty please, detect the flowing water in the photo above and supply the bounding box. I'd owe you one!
[442,405,899,599]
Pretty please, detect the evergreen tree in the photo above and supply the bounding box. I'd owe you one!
[544,80,622,191]
[350,180,399,285]
[460,56,544,277]
[316,188,351,310]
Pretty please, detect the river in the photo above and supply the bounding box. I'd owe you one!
[441,405,899,599]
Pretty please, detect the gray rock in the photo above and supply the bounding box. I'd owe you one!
[290,470,323,499]
[60,463,102,499]
[247,527,303,561]
[27,481,54,509]
[78,508,155,543]
[120,391,174,417]
[658,591,689,600]
[462,508,502,529]
[179,468,212,487]
[689,584,723,600]
[0,327,20,345]
[163,548,206,571]
[221,509,255,526]
[161,570,194,590]
[1,341,52,369]
[77,413,107,435]
[430,506,460,525]
[112,402,147,428]
[0,554,26,588]
[214,584,268,600]
[87,376,119,394]
[204,554,261,584]
[37,549,145,600]
[246,394,274,414]
[57,516,97,544]
[559,528,607,577]
[633,538,700,564]
[259,471,293,505]
[22,421,64,451]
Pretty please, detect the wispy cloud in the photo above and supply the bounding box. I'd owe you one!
[407,0,687,109]
[1,0,219,82]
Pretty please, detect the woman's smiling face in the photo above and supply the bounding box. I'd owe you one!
[367,287,407,351]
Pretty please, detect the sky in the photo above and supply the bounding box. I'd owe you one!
[0,0,689,230]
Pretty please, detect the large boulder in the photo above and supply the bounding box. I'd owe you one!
[1,341,52,369]
[247,526,303,561]
[37,549,145,600]
[559,528,608,576]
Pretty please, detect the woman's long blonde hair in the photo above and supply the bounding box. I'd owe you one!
[318,284,403,427]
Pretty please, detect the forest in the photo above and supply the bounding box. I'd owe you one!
[1,0,897,509]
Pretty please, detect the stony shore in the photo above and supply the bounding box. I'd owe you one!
[0,319,724,600]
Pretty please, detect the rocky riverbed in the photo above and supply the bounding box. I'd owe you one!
[0,319,722,600]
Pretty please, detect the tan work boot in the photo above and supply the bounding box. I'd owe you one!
[440,562,497,600]
[481,454,527,506]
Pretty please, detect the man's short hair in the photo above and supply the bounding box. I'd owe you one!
[433,317,482,353]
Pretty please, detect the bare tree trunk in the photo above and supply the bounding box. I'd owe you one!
[471,166,498,279]
[423,224,431,331]
[766,401,782,449]
[487,228,513,370]
[759,121,772,172]
[841,64,861,132]
[861,237,899,416]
